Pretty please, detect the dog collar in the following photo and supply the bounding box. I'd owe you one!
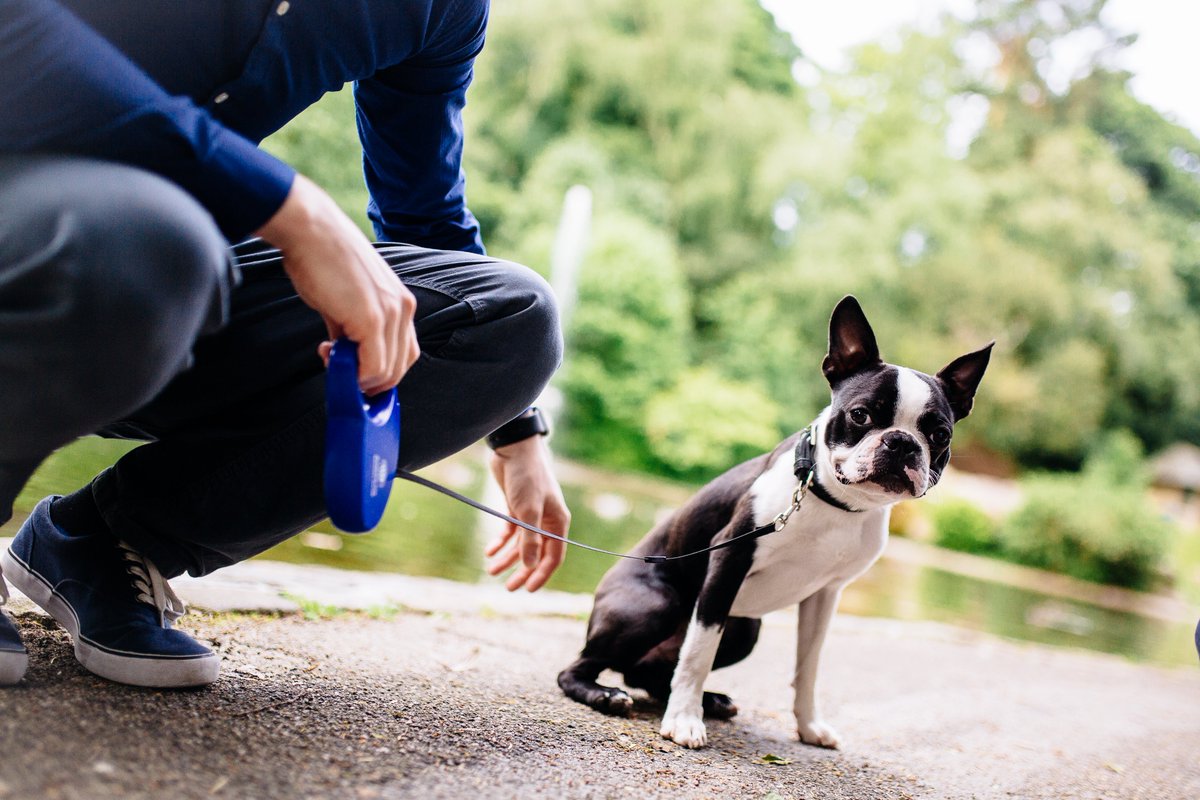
[793,427,863,513]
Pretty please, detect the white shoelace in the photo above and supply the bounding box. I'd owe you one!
[117,541,186,627]
[0,561,9,606]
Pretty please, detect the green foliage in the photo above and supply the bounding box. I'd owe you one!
[283,594,347,621]
[998,438,1173,589]
[555,212,691,472]
[1082,428,1150,487]
[1000,475,1171,589]
[932,500,999,555]
[261,89,371,233]
[645,369,782,479]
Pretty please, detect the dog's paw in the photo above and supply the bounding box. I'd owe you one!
[661,709,708,748]
[796,719,842,749]
[702,691,739,720]
[595,688,634,717]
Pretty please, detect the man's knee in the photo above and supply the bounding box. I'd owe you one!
[65,162,230,342]
[0,157,232,423]
[488,261,563,390]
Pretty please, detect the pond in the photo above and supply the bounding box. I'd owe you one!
[4,438,1196,668]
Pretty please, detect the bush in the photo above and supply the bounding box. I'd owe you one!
[932,499,998,554]
[999,474,1172,590]
[644,368,781,479]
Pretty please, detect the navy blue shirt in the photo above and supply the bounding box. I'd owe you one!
[0,0,487,252]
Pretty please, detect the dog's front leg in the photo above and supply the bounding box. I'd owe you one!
[793,586,843,748]
[660,538,755,749]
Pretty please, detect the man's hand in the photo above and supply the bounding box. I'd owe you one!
[256,175,420,394]
[485,436,571,592]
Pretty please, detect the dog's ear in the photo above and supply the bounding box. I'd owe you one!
[823,296,882,386]
[937,342,994,421]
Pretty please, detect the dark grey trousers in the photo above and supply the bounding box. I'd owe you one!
[0,156,561,578]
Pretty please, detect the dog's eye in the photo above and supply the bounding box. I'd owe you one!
[849,407,871,426]
[930,427,951,448]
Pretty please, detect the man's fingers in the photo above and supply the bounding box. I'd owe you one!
[379,298,399,389]
[504,565,534,592]
[524,540,565,592]
[486,547,521,576]
[520,522,541,569]
[357,325,389,394]
[485,525,521,575]
[484,524,515,558]
[523,505,569,591]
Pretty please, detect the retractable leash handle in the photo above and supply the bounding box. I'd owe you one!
[323,339,401,533]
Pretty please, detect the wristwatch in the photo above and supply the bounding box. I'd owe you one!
[486,407,550,450]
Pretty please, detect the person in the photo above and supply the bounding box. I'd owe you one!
[0,0,571,689]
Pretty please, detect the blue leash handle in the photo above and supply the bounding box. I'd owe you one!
[323,339,401,533]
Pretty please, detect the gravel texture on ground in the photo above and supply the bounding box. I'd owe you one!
[0,565,1197,800]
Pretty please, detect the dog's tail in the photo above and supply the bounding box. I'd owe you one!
[557,656,634,717]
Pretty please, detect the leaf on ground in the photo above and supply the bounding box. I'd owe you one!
[757,754,792,765]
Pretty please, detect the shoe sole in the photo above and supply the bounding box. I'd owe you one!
[0,549,219,688]
[0,647,27,685]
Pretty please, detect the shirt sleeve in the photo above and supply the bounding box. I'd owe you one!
[0,0,295,241]
[354,0,488,254]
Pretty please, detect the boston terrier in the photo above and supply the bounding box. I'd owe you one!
[557,296,992,749]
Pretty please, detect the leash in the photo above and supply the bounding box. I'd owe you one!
[393,427,856,565]
[321,339,860,560]
[395,463,809,565]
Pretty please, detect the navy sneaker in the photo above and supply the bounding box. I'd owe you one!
[0,564,28,685]
[1,496,219,687]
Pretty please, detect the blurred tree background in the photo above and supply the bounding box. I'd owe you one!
[266,0,1200,487]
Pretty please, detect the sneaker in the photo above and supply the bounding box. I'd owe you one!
[0,563,28,685]
[1,496,219,688]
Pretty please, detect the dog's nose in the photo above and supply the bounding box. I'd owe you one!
[881,431,919,457]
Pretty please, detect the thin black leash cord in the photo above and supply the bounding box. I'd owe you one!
[391,428,837,565]
[394,469,801,565]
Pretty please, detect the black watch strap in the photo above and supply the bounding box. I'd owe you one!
[486,407,550,450]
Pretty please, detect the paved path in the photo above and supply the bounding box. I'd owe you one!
[0,560,1197,800]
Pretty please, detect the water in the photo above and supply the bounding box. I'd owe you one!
[4,438,1195,667]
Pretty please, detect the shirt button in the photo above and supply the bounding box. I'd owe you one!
[213,92,230,104]
[276,1,290,15]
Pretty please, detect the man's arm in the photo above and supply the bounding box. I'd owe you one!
[354,0,489,253]
[0,0,293,241]
[357,0,570,589]
[0,0,419,391]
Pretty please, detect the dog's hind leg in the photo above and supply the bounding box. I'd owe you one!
[558,566,685,717]
[558,655,636,716]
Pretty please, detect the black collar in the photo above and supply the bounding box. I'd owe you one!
[792,427,863,513]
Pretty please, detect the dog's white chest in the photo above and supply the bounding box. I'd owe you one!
[728,454,889,619]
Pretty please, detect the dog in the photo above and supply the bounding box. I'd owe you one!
[557,295,992,749]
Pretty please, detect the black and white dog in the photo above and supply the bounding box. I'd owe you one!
[558,296,992,749]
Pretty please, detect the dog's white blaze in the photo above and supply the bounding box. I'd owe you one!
[894,367,933,431]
